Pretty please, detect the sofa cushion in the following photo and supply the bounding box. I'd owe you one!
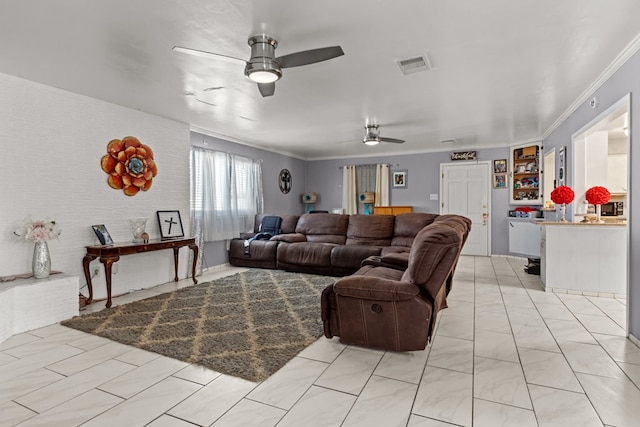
[345,214,394,246]
[379,246,411,256]
[330,245,382,269]
[277,242,338,267]
[389,213,439,247]
[295,213,349,245]
[228,239,278,269]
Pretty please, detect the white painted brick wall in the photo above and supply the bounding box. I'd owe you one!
[0,275,79,344]
[0,72,191,301]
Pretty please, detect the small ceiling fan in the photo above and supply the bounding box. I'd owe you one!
[173,35,344,97]
[363,124,405,145]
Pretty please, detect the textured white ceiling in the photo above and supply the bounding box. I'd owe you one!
[2,0,639,159]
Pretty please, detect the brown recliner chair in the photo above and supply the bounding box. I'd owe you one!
[321,222,463,351]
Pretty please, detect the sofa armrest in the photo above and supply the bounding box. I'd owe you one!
[380,252,409,269]
[333,276,419,301]
[361,253,409,271]
[270,233,307,243]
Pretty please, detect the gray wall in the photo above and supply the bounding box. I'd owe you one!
[543,48,639,339]
[306,146,511,255]
[190,132,306,267]
[190,47,640,340]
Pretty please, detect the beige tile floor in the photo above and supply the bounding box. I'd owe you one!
[1,256,639,426]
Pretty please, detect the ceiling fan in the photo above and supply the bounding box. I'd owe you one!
[363,124,405,145]
[173,35,344,97]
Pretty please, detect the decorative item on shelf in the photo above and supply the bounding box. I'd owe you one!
[14,217,61,279]
[550,185,574,222]
[129,218,147,243]
[585,186,611,223]
[359,192,375,215]
[100,136,158,197]
[514,206,541,218]
[141,232,149,243]
[301,192,318,214]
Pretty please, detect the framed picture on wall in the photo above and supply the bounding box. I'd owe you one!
[392,170,408,189]
[493,173,507,188]
[493,159,507,173]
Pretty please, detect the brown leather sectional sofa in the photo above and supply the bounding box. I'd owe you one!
[228,211,471,351]
[229,212,449,275]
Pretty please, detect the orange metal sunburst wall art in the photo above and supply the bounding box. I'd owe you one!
[100,136,158,196]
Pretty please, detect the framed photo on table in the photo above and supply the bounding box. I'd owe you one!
[91,224,114,245]
[392,170,408,189]
[156,210,184,239]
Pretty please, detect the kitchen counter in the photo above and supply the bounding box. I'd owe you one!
[537,220,626,226]
[540,223,627,296]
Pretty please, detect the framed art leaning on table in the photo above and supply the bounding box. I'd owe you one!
[157,210,184,239]
[91,224,113,245]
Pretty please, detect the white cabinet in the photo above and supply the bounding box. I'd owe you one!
[607,154,628,194]
[508,219,541,257]
[540,224,626,295]
[509,142,543,205]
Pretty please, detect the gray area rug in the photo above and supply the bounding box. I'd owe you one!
[61,269,335,382]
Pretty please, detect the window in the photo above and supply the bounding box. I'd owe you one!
[190,147,263,241]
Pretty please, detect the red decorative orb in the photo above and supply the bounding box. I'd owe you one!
[585,186,610,205]
[550,185,574,205]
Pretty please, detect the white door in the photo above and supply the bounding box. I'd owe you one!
[441,162,491,256]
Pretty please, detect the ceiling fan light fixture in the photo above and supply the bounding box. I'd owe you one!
[246,68,280,83]
[363,137,380,146]
[245,35,282,83]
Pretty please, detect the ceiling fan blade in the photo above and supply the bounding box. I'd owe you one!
[380,137,405,144]
[172,46,246,65]
[258,82,275,97]
[276,46,344,68]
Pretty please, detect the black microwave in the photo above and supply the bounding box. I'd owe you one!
[601,201,624,216]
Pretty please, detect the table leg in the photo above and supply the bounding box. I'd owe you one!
[100,256,119,308]
[172,247,180,282]
[82,254,98,304]
[189,243,199,284]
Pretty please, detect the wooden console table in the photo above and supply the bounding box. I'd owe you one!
[373,206,413,215]
[82,238,198,308]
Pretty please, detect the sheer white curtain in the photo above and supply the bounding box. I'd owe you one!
[356,164,377,214]
[375,163,390,206]
[190,147,263,243]
[342,164,389,214]
[342,165,358,214]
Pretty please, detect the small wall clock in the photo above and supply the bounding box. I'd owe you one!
[279,169,292,194]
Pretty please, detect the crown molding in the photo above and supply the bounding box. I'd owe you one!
[543,33,640,139]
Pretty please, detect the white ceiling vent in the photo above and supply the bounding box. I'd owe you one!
[395,54,432,75]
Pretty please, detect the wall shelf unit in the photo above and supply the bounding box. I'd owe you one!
[509,142,542,205]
